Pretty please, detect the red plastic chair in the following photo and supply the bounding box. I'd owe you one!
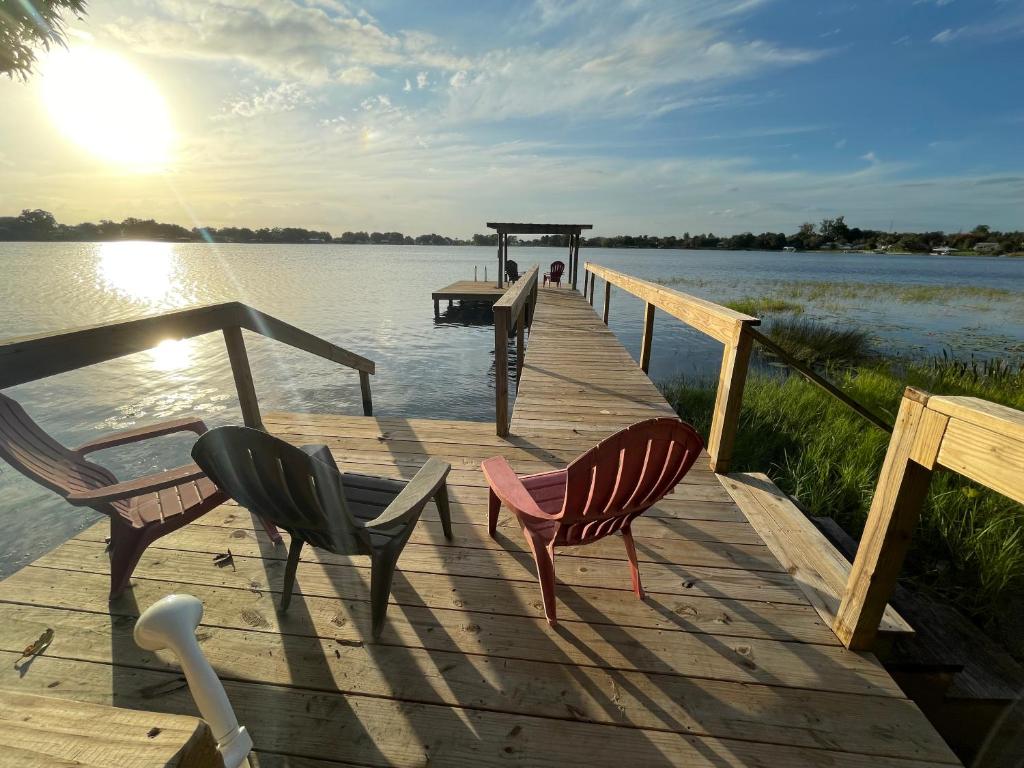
[481,417,704,625]
[543,261,565,287]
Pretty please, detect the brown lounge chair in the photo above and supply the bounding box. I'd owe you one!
[0,393,278,597]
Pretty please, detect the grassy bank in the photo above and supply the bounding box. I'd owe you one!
[661,354,1024,655]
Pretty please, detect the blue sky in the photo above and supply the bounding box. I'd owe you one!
[1,0,1022,236]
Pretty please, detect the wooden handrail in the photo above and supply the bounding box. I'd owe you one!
[747,328,892,434]
[584,263,758,472]
[835,388,1024,650]
[493,266,539,436]
[584,263,758,344]
[0,302,376,423]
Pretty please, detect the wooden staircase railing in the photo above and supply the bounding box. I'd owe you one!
[0,302,376,428]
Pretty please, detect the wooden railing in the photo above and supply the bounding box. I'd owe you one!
[0,302,376,428]
[836,388,1024,650]
[583,263,758,472]
[493,266,539,436]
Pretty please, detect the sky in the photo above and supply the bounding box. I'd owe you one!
[1,0,1022,237]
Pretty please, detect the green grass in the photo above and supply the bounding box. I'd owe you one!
[657,276,1023,305]
[762,317,872,366]
[725,296,804,316]
[660,355,1024,655]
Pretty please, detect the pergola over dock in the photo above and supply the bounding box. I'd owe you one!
[487,222,592,288]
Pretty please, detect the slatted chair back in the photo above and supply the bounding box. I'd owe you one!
[0,392,122,512]
[192,426,370,555]
[557,417,703,544]
[549,261,565,282]
[505,259,520,283]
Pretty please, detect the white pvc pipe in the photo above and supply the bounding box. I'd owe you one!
[134,594,253,768]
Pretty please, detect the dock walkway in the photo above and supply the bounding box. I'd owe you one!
[0,286,959,766]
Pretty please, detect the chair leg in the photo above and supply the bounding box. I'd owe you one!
[108,521,147,599]
[257,515,283,544]
[524,532,558,626]
[622,526,645,600]
[280,538,304,612]
[369,550,399,640]
[488,488,500,538]
[435,483,454,541]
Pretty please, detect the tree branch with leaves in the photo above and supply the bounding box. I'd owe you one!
[1,0,87,80]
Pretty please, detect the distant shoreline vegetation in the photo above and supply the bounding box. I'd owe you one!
[2,210,1021,255]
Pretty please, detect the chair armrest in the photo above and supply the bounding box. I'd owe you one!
[360,458,451,532]
[66,464,207,505]
[76,416,208,454]
[480,456,555,521]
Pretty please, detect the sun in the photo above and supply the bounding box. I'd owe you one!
[40,46,173,171]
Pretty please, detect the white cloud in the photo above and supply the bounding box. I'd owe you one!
[449,70,468,89]
[931,27,962,43]
[222,82,312,118]
[403,79,412,92]
[104,0,469,85]
[442,2,825,121]
[416,71,430,89]
[862,151,879,164]
[835,138,847,149]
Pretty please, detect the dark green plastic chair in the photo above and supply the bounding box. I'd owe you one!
[191,426,452,639]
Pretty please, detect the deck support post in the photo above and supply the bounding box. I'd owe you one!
[359,370,374,417]
[583,270,590,298]
[223,327,263,431]
[588,271,595,305]
[602,280,611,324]
[496,233,505,289]
[834,389,940,650]
[639,302,655,373]
[571,234,581,291]
[707,323,753,474]
[433,298,439,318]
[494,308,510,437]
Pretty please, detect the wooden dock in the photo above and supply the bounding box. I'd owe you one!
[0,285,960,766]
[432,280,505,317]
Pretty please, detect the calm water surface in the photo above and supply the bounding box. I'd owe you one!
[1,242,1022,574]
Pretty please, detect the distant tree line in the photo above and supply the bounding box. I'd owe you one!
[0,210,333,244]
[1,210,1020,254]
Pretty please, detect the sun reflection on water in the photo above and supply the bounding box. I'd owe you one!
[96,241,185,305]
[149,337,194,372]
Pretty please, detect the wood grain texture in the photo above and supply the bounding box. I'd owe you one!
[0,691,222,767]
[0,290,959,766]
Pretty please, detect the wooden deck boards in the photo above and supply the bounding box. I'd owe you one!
[0,286,959,766]
[432,280,506,316]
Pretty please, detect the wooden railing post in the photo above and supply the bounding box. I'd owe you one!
[639,302,655,374]
[516,313,525,379]
[494,308,510,436]
[602,281,611,324]
[707,322,753,474]
[359,370,373,416]
[588,272,595,305]
[834,388,941,649]
[223,327,263,430]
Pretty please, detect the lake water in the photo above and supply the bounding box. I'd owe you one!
[1,242,1022,575]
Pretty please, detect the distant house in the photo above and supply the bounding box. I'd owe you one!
[974,242,1002,254]
[782,246,796,253]
[932,246,954,256]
